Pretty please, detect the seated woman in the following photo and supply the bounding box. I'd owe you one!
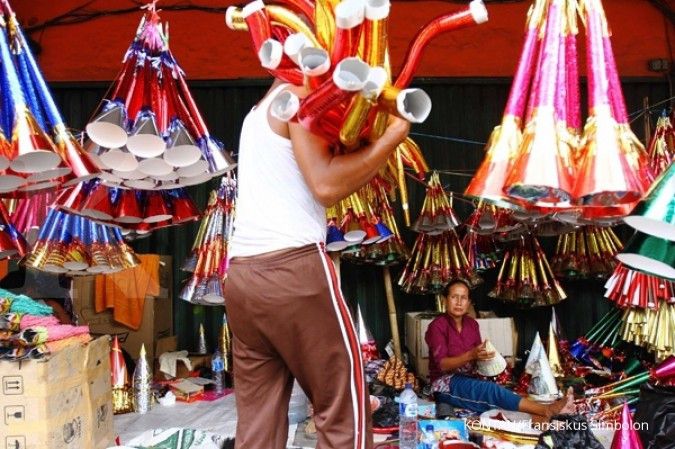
[425,279,574,419]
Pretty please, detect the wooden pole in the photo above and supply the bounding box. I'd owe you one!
[382,266,401,358]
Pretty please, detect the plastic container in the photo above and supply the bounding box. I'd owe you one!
[398,383,418,449]
[211,350,225,395]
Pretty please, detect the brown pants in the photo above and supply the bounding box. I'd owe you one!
[223,243,373,449]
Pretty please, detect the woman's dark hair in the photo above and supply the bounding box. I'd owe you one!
[441,278,472,297]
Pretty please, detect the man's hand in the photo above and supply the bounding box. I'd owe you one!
[380,115,411,146]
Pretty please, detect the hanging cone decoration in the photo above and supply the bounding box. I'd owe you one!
[0,5,98,196]
[461,226,499,271]
[609,403,645,449]
[6,190,56,246]
[132,344,152,414]
[619,302,675,361]
[465,0,546,209]
[0,199,27,260]
[398,229,481,295]
[604,263,675,310]
[476,340,507,377]
[645,113,675,178]
[394,138,429,226]
[110,335,133,414]
[411,171,460,234]
[551,225,623,279]
[53,181,200,235]
[83,4,235,191]
[331,181,408,266]
[574,0,652,207]
[220,312,232,373]
[180,175,235,305]
[525,332,561,401]
[489,233,566,307]
[506,0,578,208]
[21,208,139,276]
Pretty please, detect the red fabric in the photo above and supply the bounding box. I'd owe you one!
[425,314,482,382]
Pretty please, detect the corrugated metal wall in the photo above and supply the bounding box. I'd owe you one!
[51,77,669,357]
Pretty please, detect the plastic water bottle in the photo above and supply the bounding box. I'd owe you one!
[399,383,418,449]
[211,349,225,395]
[421,424,437,449]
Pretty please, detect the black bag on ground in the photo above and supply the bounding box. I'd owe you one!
[534,414,604,449]
[634,383,675,449]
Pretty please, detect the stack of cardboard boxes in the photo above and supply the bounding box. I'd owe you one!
[0,337,113,449]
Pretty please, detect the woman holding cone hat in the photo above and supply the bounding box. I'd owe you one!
[223,76,409,449]
[425,279,574,418]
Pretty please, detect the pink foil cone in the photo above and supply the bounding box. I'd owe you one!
[609,402,644,449]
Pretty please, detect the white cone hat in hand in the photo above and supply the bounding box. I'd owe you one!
[476,340,507,377]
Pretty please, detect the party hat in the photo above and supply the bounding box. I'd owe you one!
[616,232,675,280]
[551,225,622,279]
[652,355,675,382]
[465,0,545,207]
[22,209,138,276]
[619,304,675,361]
[0,199,27,259]
[181,176,235,305]
[356,303,378,363]
[489,233,566,307]
[7,190,55,245]
[132,344,152,414]
[110,335,128,388]
[110,335,133,414]
[0,7,98,194]
[83,3,235,191]
[574,0,652,206]
[609,403,644,449]
[527,334,560,401]
[604,263,674,309]
[505,0,574,207]
[623,162,675,242]
[476,340,507,377]
[196,323,208,355]
[547,322,564,378]
[645,113,674,177]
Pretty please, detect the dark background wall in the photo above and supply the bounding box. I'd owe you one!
[50,76,669,358]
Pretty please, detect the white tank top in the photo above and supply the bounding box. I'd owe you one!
[228,83,326,258]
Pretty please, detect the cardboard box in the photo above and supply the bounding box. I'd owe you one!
[71,255,173,362]
[0,337,114,449]
[405,312,517,380]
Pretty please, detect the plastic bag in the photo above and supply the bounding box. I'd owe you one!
[634,383,675,449]
[534,414,604,449]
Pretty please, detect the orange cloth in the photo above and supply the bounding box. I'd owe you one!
[94,254,160,330]
[0,260,8,280]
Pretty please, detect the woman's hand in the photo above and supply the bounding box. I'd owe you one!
[469,341,495,361]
